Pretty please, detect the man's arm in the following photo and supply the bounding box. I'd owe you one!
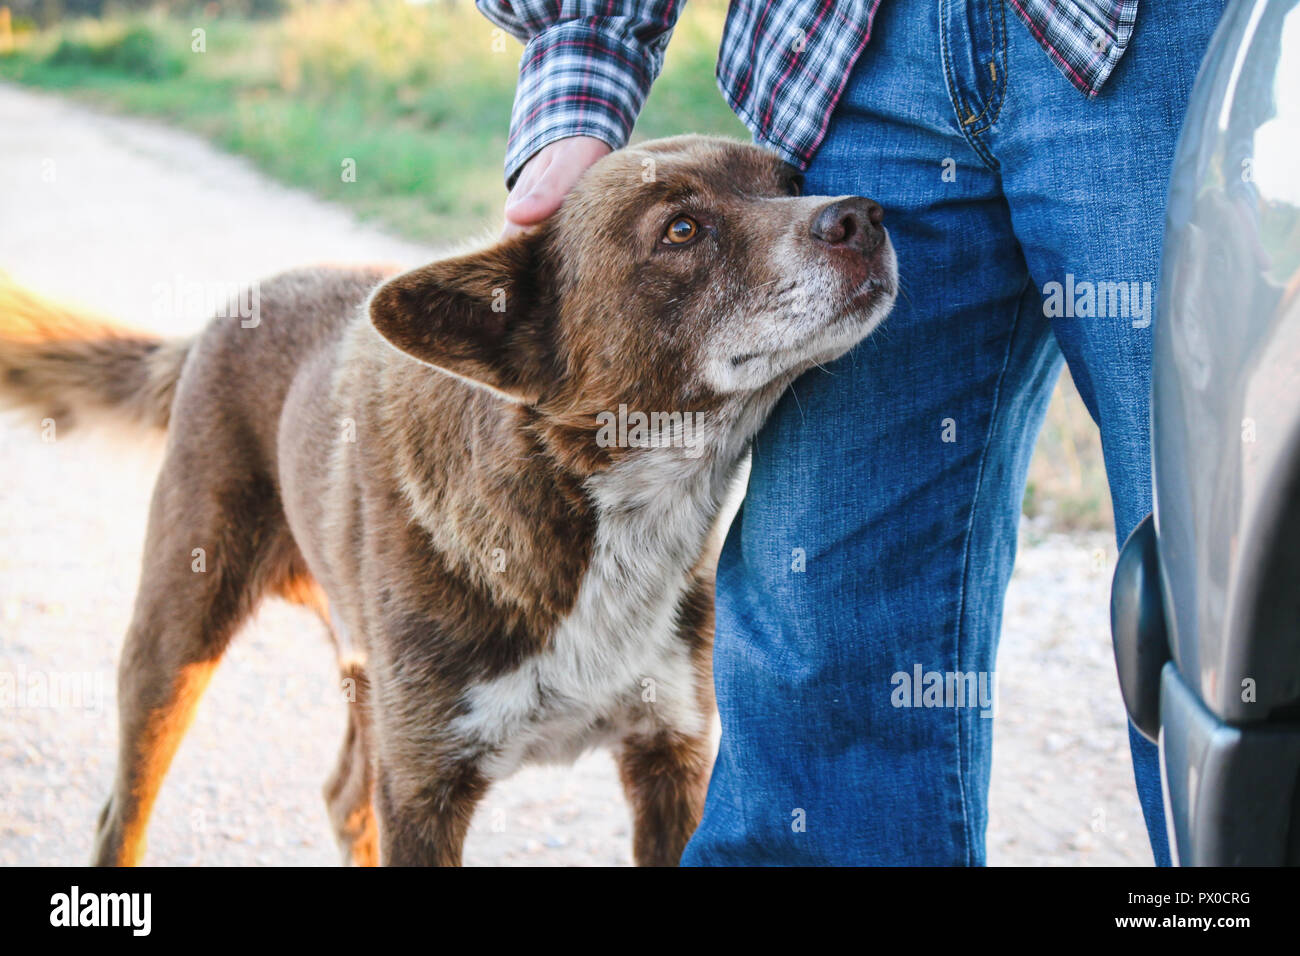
[477,1,685,233]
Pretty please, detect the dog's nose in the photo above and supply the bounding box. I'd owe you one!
[810,197,885,255]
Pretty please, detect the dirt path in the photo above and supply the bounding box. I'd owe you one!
[0,83,1151,866]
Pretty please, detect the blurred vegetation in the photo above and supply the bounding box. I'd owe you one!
[0,0,1111,532]
[47,23,185,76]
[0,2,745,235]
[1022,376,1113,534]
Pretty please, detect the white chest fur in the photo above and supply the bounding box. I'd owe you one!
[450,451,724,780]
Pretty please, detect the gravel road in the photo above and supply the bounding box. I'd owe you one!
[0,83,1153,866]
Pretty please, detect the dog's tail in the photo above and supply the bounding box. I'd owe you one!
[0,274,191,432]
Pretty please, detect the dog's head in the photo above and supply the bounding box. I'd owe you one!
[370,135,895,459]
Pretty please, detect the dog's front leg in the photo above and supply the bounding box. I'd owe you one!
[617,731,712,866]
[373,758,489,866]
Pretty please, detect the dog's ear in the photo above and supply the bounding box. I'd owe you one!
[369,230,556,402]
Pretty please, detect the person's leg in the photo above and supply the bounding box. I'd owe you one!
[987,0,1227,865]
[683,0,1061,865]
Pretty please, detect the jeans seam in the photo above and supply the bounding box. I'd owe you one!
[951,283,1027,864]
[968,0,1009,135]
[961,0,1007,131]
[939,0,963,124]
[939,0,1001,171]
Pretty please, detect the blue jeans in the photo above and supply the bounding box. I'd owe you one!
[683,0,1226,866]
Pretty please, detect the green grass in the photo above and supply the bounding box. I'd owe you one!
[0,3,1112,532]
[0,4,745,238]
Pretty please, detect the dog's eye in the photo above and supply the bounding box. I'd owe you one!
[663,216,699,245]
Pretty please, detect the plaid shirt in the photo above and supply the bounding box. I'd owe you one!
[478,0,1139,186]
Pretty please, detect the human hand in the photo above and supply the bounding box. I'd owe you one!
[502,136,612,238]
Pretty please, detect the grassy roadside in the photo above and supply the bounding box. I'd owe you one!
[0,4,746,238]
[0,3,1111,532]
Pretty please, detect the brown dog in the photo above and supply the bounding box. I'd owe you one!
[0,135,895,866]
